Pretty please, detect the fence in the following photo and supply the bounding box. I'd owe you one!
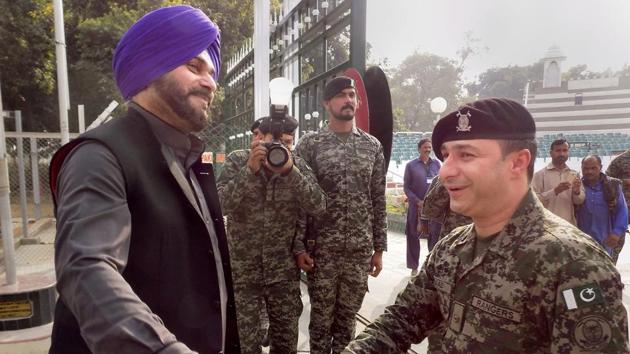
[197,110,256,177]
[3,133,63,227]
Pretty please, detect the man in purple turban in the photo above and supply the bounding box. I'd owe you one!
[49,5,240,354]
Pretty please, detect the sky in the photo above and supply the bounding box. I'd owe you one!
[366,0,630,83]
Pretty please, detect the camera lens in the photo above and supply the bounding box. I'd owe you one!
[267,144,289,167]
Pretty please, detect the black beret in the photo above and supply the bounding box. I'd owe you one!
[324,76,355,101]
[432,98,536,161]
[258,115,299,135]
[250,117,266,133]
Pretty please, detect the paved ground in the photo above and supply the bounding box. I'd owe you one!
[2,222,630,353]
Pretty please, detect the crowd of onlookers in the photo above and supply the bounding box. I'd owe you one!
[404,137,630,268]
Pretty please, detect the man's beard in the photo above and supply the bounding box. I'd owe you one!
[552,155,568,165]
[333,104,355,121]
[153,76,212,132]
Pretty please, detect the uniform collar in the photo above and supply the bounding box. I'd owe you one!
[320,125,361,136]
[450,189,546,261]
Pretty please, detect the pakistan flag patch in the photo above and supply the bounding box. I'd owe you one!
[562,283,605,310]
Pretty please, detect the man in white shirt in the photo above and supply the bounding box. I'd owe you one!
[532,138,585,225]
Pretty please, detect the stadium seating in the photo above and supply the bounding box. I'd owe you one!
[535,132,630,158]
[391,132,630,163]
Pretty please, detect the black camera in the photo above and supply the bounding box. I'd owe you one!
[263,141,289,168]
[262,104,291,168]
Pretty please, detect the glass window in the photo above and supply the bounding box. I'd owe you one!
[326,24,351,70]
[301,40,324,83]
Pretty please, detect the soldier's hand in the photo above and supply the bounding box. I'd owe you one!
[296,252,314,272]
[554,181,571,195]
[605,234,621,248]
[369,251,383,277]
[247,141,267,173]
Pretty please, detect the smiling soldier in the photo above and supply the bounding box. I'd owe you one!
[344,98,628,353]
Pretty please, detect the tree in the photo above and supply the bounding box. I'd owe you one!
[563,64,621,81]
[617,64,630,77]
[0,0,255,132]
[0,0,56,131]
[388,51,461,132]
[465,61,544,102]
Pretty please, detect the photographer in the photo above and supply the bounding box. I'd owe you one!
[217,115,326,353]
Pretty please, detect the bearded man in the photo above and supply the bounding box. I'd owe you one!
[48,6,239,353]
[294,76,387,354]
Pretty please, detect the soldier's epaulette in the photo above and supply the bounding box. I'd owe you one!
[357,129,382,147]
[540,213,611,264]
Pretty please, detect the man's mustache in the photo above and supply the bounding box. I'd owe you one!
[189,88,213,100]
[342,104,354,110]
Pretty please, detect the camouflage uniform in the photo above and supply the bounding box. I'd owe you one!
[217,150,326,353]
[345,190,629,353]
[419,177,472,353]
[421,177,472,239]
[606,149,630,263]
[295,126,387,354]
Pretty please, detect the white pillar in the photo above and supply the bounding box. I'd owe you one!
[15,111,28,239]
[78,104,85,133]
[30,138,41,220]
[0,82,17,285]
[254,0,270,119]
[53,0,70,144]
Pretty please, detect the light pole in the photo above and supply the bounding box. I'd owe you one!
[304,113,311,131]
[430,97,447,128]
[312,111,320,131]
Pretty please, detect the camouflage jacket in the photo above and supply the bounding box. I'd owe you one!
[421,177,472,238]
[216,150,326,285]
[295,126,387,258]
[345,189,628,353]
[607,149,630,210]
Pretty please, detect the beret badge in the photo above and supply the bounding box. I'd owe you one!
[456,110,472,132]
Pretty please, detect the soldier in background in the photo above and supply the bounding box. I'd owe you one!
[217,116,326,353]
[295,76,387,354]
[606,149,630,262]
[345,98,628,353]
[420,176,472,241]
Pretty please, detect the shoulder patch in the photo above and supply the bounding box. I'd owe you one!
[572,315,612,351]
[562,283,605,310]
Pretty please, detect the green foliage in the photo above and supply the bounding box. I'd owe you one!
[563,64,624,81]
[389,51,462,132]
[0,0,56,130]
[386,202,405,215]
[1,0,254,132]
[465,61,544,101]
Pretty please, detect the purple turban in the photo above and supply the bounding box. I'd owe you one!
[113,5,221,100]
